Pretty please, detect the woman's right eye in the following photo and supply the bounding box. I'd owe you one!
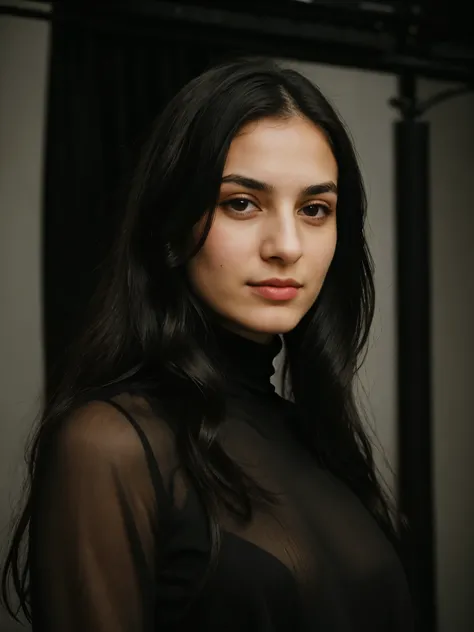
[221,198,257,214]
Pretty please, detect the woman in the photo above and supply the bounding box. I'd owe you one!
[2,58,414,631]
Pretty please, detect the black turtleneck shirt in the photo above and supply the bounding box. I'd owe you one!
[30,327,414,631]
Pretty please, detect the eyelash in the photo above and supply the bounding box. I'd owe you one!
[220,197,332,220]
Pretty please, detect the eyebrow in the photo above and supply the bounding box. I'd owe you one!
[221,174,338,197]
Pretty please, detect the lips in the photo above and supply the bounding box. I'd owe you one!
[249,278,302,288]
[249,284,300,301]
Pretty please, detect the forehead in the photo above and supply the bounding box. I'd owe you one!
[223,116,338,185]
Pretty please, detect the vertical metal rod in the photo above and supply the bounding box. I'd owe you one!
[395,73,437,632]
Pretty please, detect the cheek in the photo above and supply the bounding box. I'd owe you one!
[307,230,338,284]
[200,223,251,275]
[324,234,338,269]
[188,222,252,289]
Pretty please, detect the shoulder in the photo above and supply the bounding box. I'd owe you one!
[51,392,179,478]
[55,399,139,461]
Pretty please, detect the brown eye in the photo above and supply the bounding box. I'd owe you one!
[221,198,257,214]
[301,203,331,219]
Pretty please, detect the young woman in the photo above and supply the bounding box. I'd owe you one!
[2,58,414,631]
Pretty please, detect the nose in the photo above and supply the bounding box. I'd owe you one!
[260,213,303,265]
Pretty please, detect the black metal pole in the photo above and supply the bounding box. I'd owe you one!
[394,73,437,631]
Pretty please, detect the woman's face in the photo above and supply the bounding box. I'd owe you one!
[187,115,338,343]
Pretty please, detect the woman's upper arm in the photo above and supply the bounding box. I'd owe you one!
[30,400,167,632]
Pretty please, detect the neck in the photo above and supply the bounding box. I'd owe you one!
[212,322,282,398]
[219,321,275,345]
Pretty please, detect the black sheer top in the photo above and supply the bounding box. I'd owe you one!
[29,326,414,631]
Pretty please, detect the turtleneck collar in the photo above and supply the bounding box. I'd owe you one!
[213,324,283,398]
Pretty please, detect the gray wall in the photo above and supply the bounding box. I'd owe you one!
[0,12,49,632]
[0,13,473,632]
[420,77,474,632]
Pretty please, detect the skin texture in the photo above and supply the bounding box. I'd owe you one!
[187,115,339,344]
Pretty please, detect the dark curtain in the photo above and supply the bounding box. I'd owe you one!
[43,7,234,393]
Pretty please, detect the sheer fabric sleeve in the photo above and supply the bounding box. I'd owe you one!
[29,399,170,632]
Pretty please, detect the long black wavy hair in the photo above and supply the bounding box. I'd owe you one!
[2,57,403,623]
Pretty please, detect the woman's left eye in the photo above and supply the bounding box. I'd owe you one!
[301,203,330,219]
